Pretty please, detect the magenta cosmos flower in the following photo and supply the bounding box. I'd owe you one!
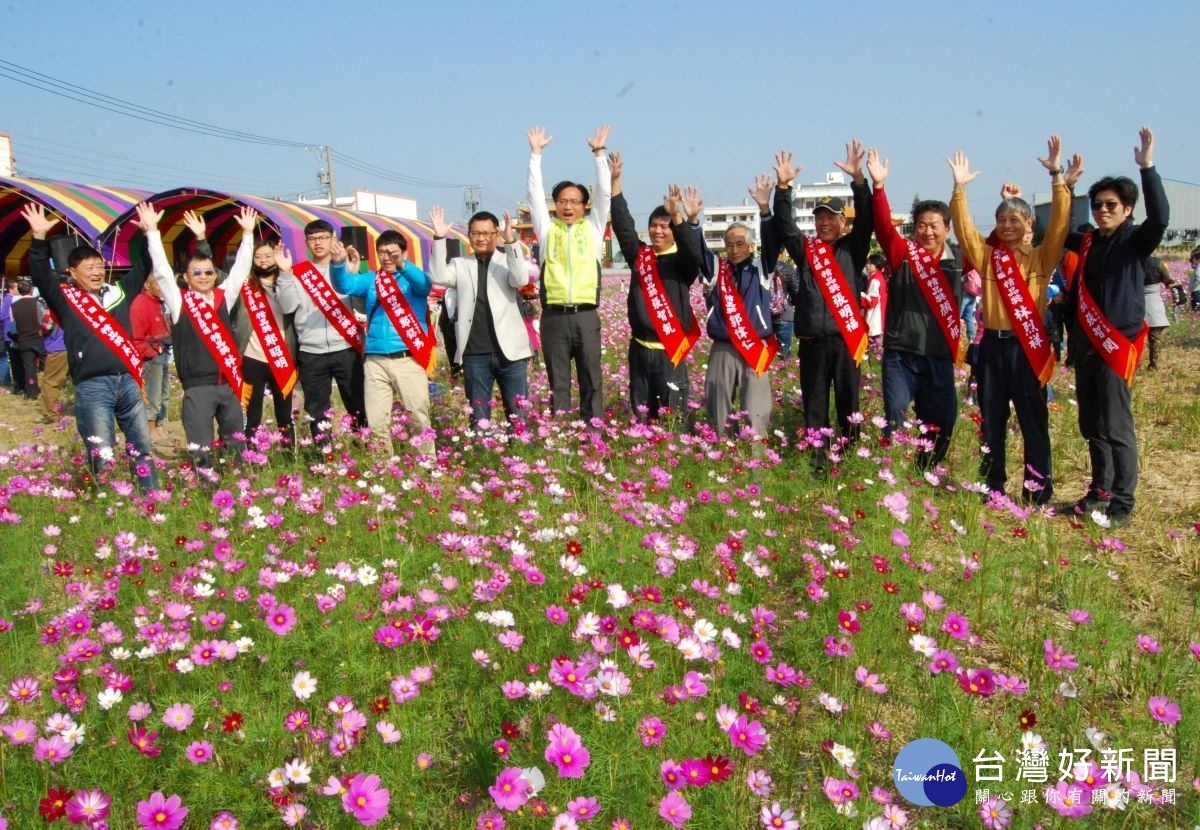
[342,773,390,825]
[1043,639,1079,672]
[65,788,111,826]
[136,791,188,830]
[265,603,298,636]
[658,791,692,828]
[978,794,1012,828]
[727,715,768,756]
[1147,695,1181,725]
[544,723,590,778]
[488,767,531,812]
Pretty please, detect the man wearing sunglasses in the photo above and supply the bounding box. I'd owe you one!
[145,204,258,471]
[1063,127,1168,528]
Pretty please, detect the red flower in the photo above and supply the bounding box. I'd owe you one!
[882,581,900,594]
[501,720,521,739]
[566,540,583,556]
[617,628,641,650]
[703,754,733,783]
[370,696,390,714]
[1018,709,1037,730]
[39,786,74,822]
[222,712,245,733]
[738,691,763,715]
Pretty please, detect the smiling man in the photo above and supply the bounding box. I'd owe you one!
[1063,127,1168,527]
[949,135,1081,504]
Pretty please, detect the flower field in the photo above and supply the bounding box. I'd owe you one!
[0,275,1196,829]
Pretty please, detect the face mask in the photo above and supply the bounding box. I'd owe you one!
[252,264,280,278]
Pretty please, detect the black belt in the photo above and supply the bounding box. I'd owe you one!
[545,304,597,314]
[377,350,411,359]
[983,329,1018,339]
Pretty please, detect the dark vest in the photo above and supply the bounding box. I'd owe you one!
[172,290,235,389]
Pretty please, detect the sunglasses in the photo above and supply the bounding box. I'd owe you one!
[1090,199,1122,212]
[190,268,216,276]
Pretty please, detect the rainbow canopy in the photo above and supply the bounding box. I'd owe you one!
[0,177,150,275]
[99,187,470,275]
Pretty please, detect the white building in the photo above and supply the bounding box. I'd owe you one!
[296,189,418,220]
[784,171,854,234]
[701,201,762,254]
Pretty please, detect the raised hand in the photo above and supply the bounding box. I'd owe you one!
[273,243,293,272]
[774,150,800,188]
[235,206,258,233]
[946,152,980,188]
[134,202,164,233]
[429,205,451,239]
[345,245,361,271]
[607,151,623,182]
[833,139,866,182]
[866,148,888,185]
[680,186,703,224]
[526,126,553,155]
[1064,153,1085,190]
[1037,134,1063,173]
[500,211,516,244]
[1134,126,1154,168]
[1000,181,1023,200]
[748,174,772,212]
[330,239,347,265]
[586,124,612,154]
[664,184,681,221]
[21,202,59,238]
[182,209,206,239]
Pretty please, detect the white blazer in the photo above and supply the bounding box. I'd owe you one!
[430,237,532,364]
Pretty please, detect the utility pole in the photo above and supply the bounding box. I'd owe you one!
[307,144,336,207]
[463,185,479,218]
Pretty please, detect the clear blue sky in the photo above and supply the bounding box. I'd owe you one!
[2,0,1196,226]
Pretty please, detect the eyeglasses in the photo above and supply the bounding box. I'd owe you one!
[190,268,216,276]
[555,198,584,207]
[469,231,496,238]
[305,234,333,243]
[1091,199,1122,212]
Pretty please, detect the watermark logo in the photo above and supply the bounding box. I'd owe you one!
[893,738,967,807]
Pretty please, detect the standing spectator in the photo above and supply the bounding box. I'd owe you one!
[525,124,612,422]
[429,206,532,429]
[11,279,45,399]
[771,260,797,360]
[130,276,173,443]
[0,278,16,389]
[1189,248,1200,311]
[861,253,888,361]
[961,264,981,344]
[1142,256,1171,371]
[40,307,69,422]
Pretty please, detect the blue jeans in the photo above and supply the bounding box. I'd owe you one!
[882,349,957,470]
[0,348,9,387]
[143,351,171,425]
[74,373,159,492]
[462,352,529,426]
[772,319,794,360]
[961,296,978,343]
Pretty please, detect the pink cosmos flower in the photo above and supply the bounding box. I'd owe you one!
[162,702,195,731]
[1135,635,1161,653]
[136,791,189,830]
[822,776,860,805]
[760,801,800,830]
[727,715,768,756]
[866,720,892,740]
[342,773,390,825]
[2,718,37,745]
[928,650,959,675]
[1068,609,1092,625]
[637,716,666,746]
[855,666,887,693]
[211,810,239,829]
[545,723,590,778]
[186,740,213,764]
[658,792,691,828]
[978,794,1011,828]
[661,759,685,791]
[566,795,601,821]
[1043,781,1092,817]
[1043,639,1079,672]
[956,667,997,697]
[65,788,111,825]
[746,768,773,797]
[33,735,73,765]
[940,612,970,640]
[994,674,1028,694]
[476,811,505,830]
[1147,695,1181,724]
[921,590,945,611]
[489,767,532,812]
[264,603,297,636]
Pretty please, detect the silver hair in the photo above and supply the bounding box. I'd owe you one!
[724,222,754,240]
[994,198,1033,220]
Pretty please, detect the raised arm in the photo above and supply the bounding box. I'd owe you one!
[587,125,613,238]
[221,207,259,310]
[500,211,530,288]
[427,206,456,288]
[868,149,906,270]
[1130,127,1169,255]
[674,185,703,283]
[947,151,987,274]
[771,150,804,263]
[139,202,183,322]
[835,140,874,264]
[21,204,62,302]
[1033,135,1073,280]
[525,126,553,241]
[607,152,643,264]
[328,239,371,297]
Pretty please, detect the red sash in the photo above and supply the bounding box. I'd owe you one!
[374,270,435,373]
[242,284,298,403]
[903,240,963,360]
[989,244,1055,386]
[291,261,364,355]
[59,285,145,392]
[1074,233,1148,387]
[181,289,243,397]
[802,235,868,365]
[635,246,701,366]
[716,258,778,375]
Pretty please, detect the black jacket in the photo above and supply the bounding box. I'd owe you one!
[611,193,701,343]
[774,179,874,338]
[884,249,963,359]
[29,236,150,383]
[1065,166,1168,341]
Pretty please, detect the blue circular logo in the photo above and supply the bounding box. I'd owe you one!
[893,738,966,807]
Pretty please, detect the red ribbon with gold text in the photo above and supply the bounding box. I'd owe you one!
[635,245,700,366]
[181,288,244,398]
[242,284,298,404]
[716,258,778,375]
[1074,233,1148,387]
[59,284,145,393]
[374,269,435,374]
[990,244,1055,386]
[291,261,364,355]
[903,239,963,360]
[802,235,868,365]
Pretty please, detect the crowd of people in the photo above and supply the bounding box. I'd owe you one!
[2,125,1190,527]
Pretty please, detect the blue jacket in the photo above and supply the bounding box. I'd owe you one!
[330,260,432,355]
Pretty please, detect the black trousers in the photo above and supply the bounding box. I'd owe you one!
[629,340,689,426]
[243,356,296,442]
[296,347,366,442]
[541,307,602,421]
[1074,347,1138,513]
[977,332,1052,501]
[797,336,861,440]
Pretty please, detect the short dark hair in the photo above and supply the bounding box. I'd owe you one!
[186,253,214,269]
[469,211,500,229]
[304,219,335,237]
[1087,176,1139,208]
[67,245,103,269]
[551,180,590,206]
[1075,222,1096,233]
[648,206,672,225]
[867,253,887,271]
[17,280,33,295]
[911,200,950,227]
[376,230,407,252]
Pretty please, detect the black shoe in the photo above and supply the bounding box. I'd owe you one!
[1105,509,1132,529]
[1073,495,1110,515]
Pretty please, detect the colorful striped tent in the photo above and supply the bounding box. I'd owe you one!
[98,187,470,276]
[0,177,150,275]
